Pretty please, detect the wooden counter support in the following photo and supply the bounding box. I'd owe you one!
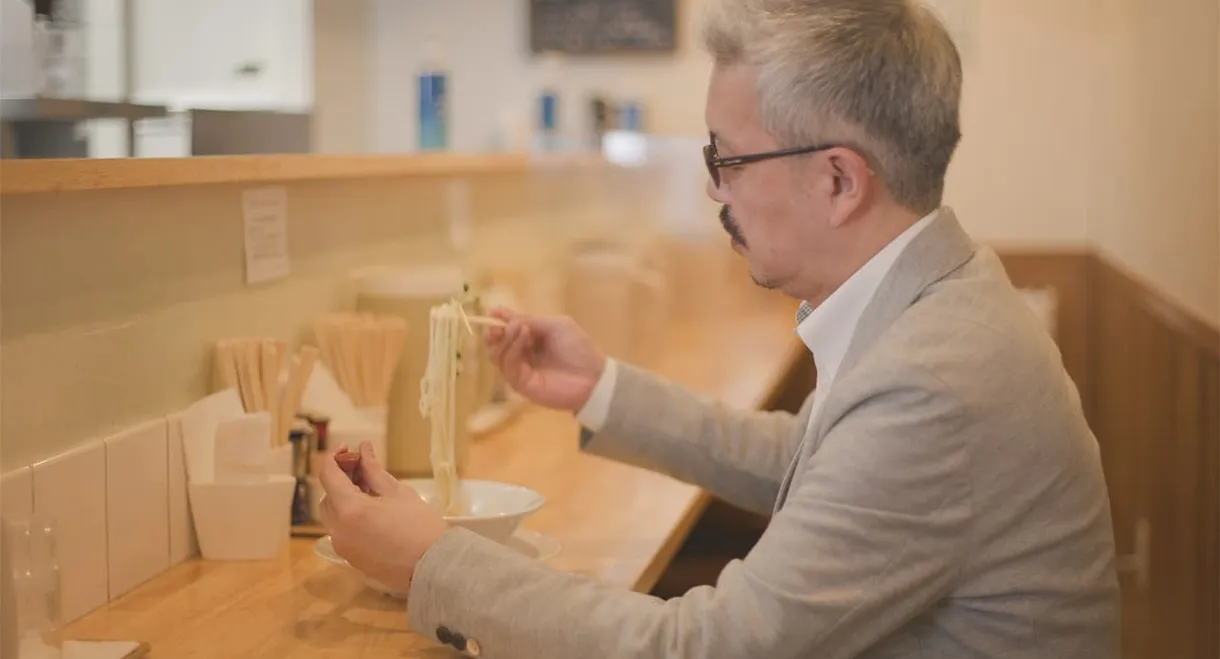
[63,291,805,658]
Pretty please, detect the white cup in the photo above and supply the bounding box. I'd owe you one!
[188,475,295,561]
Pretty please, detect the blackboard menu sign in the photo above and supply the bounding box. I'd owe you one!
[529,0,678,54]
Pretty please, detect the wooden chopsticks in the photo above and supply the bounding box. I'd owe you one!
[465,315,506,328]
[212,337,317,448]
[213,338,284,414]
[276,346,317,449]
[312,313,409,408]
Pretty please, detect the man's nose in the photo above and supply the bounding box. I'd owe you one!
[706,177,727,204]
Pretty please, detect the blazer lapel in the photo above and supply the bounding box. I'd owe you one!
[771,208,978,513]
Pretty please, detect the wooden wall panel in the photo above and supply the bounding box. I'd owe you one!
[1093,261,1154,655]
[1092,258,1220,659]
[1000,251,1218,659]
[1197,360,1219,659]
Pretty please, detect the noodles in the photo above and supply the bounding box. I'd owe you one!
[418,284,479,516]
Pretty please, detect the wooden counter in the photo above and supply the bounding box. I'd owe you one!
[0,153,536,195]
[63,292,805,658]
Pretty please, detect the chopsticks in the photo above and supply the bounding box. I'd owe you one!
[275,346,317,449]
[465,315,506,328]
[312,313,409,408]
[213,337,284,414]
[211,337,317,448]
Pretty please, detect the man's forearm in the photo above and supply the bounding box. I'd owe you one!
[577,360,804,515]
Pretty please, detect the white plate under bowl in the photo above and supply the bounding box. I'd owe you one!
[314,530,561,598]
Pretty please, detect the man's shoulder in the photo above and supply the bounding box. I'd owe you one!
[846,256,1072,411]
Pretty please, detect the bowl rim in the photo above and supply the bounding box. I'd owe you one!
[398,477,546,522]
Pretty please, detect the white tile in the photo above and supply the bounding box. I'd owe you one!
[166,413,197,564]
[31,442,108,623]
[0,467,34,520]
[104,419,170,600]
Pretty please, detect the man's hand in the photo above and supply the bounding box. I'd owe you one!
[484,307,606,412]
[317,442,449,595]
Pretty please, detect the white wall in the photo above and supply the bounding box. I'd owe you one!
[361,0,1220,322]
[367,0,713,153]
[365,0,1097,247]
[1087,0,1219,325]
[312,0,373,153]
[83,0,129,157]
[944,0,1095,247]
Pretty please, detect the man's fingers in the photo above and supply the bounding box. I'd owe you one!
[488,306,517,322]
[490,320,524,371]
[317,448,363,511]
[484,325,506,343]
[502,325,533,378]
[357,442,399,495]
[489,333,509,368]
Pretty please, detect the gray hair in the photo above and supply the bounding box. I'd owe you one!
[702,0,962,213]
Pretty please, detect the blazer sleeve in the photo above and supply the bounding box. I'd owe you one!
[407,365,974,659]
[578,360,810,516]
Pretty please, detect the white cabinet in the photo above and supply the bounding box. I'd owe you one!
[131,0,312,111]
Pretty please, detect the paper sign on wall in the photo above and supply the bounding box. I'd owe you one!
[242,186,290,285]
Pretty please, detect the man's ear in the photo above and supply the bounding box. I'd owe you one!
[824,148,873,228]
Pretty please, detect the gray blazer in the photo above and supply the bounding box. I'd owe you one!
[407,211,1121,659]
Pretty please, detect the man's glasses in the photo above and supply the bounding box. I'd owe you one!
[703,132,839,188]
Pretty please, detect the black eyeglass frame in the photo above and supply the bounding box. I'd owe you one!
[703,132,840,187]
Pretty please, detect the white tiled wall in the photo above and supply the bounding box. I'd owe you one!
[166,413,197,564]
[1,412,198,624]
[0,468,33,520]
[30,442,109,623]
[104,419,170,600]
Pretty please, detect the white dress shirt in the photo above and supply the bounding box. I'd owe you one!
[577,209,941,432]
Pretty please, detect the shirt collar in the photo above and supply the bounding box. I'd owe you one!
[795,209,940,382]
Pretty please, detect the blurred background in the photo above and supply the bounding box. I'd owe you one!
[0,1,1217,658]
[0,0,1214,296]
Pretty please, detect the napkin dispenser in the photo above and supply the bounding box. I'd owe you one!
[181,390,295,561]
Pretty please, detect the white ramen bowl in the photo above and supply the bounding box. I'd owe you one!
[400,478,544,544]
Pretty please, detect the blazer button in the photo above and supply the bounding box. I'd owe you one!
[436,626,453,645]
[449,632,467,649]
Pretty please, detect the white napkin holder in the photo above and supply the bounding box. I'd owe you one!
[188,475,295,561]
[181,390,295,561]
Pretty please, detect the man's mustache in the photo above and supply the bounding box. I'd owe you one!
[720,206,746,246]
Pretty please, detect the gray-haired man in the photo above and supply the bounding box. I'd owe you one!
[319,1,1121,657]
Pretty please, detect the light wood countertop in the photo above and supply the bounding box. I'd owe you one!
[63,291,805,658]
[0,153,539,196]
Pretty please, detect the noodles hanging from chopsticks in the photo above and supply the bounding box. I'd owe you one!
[418,284,480,516]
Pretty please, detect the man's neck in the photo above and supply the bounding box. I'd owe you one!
[789,206,929,307]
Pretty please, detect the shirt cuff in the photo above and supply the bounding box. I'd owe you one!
[574,358,618,432]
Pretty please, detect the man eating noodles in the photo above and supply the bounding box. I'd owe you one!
[317,1,1120,657]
